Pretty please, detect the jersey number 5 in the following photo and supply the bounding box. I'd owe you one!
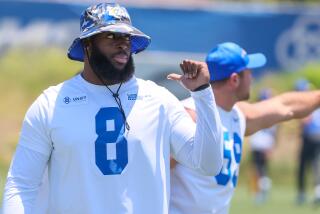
[215,132,242,187]
[95,107,128,175]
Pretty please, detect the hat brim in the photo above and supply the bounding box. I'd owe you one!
[68,23,151,61]
[246,53,267,69]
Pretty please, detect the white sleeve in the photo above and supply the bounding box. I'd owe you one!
[170,87,223,176]
[3,93,52,213]
[18,93,53,156]
[2,145,49,214]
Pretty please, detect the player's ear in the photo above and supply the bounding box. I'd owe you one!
[82,38,92,59]
[229,72,241,88]
[82,38,92,51]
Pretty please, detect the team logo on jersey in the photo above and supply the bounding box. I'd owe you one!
[62,95,87,105]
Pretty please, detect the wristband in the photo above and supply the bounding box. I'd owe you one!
[192,83,210,92]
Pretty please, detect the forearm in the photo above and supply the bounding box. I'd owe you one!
[3,145,49,214]
[241,90,320,136]
[181,87,223,176]
[280,90,320,119]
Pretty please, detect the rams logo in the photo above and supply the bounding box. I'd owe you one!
[63,96,71,104]
[107,5,130,20]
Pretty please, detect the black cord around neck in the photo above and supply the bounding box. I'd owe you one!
[105,82,130,131]
[85,47,130,131]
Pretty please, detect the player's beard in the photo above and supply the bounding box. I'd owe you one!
[89,45,134,83]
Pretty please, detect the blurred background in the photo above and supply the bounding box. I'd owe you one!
[0,0,320,213]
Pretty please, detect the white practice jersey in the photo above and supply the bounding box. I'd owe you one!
[3,74,223,214]
[170,97,246,214]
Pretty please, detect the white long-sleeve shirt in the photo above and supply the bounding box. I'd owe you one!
[3,74,222,214]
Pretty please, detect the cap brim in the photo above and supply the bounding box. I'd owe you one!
[247,53,267,69]
[68,23,151,62]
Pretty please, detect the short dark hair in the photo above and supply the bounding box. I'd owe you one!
[210,70,245,84]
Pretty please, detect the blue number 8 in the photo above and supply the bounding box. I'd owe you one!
[95,107,128,175]
[215,132,242,187]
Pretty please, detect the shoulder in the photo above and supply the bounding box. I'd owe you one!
[232,105,244,119]
[232,105,246,136]
[135,78,187,115]
[44,74,81,95]
[136,78,167,91]
[29,75,80,113]
[136,78,178,100]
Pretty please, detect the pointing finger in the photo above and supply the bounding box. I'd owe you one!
[167,73,182,81]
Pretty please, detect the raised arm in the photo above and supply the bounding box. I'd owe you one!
[168,60,223,176]
[170,107,196,170]
[237,90,320,136]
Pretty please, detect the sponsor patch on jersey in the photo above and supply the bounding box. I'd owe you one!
[127,93,151,100]
[127,93,138,100]
[62,94,88,106]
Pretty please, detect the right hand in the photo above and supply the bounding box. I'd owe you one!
[167,60,210,91]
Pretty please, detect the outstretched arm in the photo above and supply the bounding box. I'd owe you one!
[237,90,320,136]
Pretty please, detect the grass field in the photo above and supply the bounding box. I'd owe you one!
[0,48,319,212]
[228,139,320,213]
[231,185,319,214]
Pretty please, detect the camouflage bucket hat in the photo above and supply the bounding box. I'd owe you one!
[68,3,151,61]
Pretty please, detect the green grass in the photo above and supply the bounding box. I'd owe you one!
[230,136,318,213]
[231,185,319,214]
